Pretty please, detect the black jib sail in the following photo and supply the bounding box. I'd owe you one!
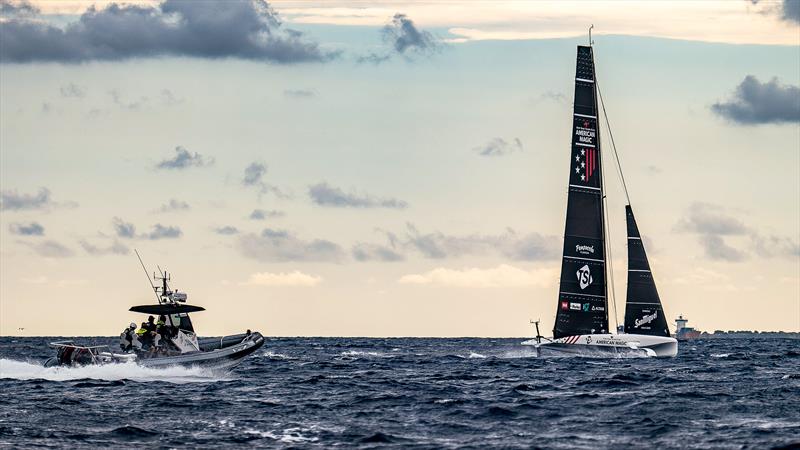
[553,45,609,339]
[623,205,670,337]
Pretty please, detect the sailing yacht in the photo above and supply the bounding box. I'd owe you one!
[521,43,678,357]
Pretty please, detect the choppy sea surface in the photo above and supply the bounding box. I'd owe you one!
[1,337,798,449]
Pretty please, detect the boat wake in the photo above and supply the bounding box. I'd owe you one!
[0,358,229,383]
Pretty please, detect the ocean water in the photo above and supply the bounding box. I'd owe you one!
[0,337,798,449]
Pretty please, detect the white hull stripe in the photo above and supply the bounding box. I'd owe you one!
[574,113,597,119]
[569,184,601,191]
[576,77,594,83]
[560,291,606,298]
[564,255,604,262]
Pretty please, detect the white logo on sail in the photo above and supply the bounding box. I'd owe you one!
[634,312,658,327]
[576,265,593,290]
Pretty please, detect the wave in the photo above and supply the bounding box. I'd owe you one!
[0,358,229,384]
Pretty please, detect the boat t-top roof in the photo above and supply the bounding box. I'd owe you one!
[129,304,205,315]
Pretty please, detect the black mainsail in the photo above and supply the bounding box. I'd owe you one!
[553,45,609,339]
[623,205,670,337]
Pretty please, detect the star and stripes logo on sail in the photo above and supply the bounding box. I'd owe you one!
[574,147,597,183]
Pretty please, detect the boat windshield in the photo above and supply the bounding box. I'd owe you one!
[168,313,194,333]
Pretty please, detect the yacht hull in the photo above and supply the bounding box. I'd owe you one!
[521,333,677,358]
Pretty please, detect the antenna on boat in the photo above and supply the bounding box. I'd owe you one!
[589,24,594,46]
[135,249,161,304]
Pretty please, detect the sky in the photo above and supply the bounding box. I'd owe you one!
[0,0,798,337]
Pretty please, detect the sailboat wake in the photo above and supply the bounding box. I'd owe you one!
[0,358,229,383]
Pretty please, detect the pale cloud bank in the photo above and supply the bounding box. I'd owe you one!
[240,270,322,287]
[711,76,800,125]
[155,146,213,170]
[398,264,558,288]
[238,229,344,262]
[0,187,75,211]
[308,182,408,209]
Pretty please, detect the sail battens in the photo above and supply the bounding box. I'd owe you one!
[564,255,604,263]
[628,269,651,272]
[568,184,600,191]
[553,45,609,339]
[627,302,661,305]
[627,237,641,240]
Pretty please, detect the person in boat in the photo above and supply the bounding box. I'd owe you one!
[119,322,141,352]
[155,315,174,353]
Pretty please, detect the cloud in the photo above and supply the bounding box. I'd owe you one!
[675,202,799,262]
[675,203,749,235]
[112,217,137,238]
[59,83,85,98]
[112,217,181,240]
[237,228,344,262]
[283,89,316,98]
[1,187,51,211]
[79,239,129,255]
[250,209,285,220]
[0,0,334,64]
[155,146,213,170]
[784,0,800,23]
[240,270,322,287]
[398,264,558,288]
[711,75,800,125]
[155,199,190,213]
[358,13,440,63]
[8,222,44,236]
[214,226,239,235]
[529,91,567,106]
[0,0,37,18]
[352,243,405,262]
[404,224,560,261]
[699,234,747,262]
[308,182,408,209]
[20,239,74,258]
[146,224,182,240]
[473,137,523,157]
[242,162,288,198]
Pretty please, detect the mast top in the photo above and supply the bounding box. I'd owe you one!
[589,24,594,46]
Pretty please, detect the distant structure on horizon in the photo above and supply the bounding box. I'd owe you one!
[674,315,799,340]
[675,315,701,341]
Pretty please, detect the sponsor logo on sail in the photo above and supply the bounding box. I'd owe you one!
[561,301,568,311]
[576,264,593,289]
[575,244,595,255]
[574,147,597,183]
[591,305,605,312]
[635,312,658,328]
[569,302,581,310]
[582,303,590,312]
[575,121,596,145]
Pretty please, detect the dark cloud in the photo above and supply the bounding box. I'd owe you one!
[752,234,800,258]
[308,182,408,209]
[250,209,285,220]
[59,83,85,98]
[9,222,44,236]
[358,13,440,64]
[711,75,800,125]
[79,239,129,255]
[530,91,568,106]
[112,217,137,238]
[699,234,747,262]
[21,239,74,258]
[403,224,559,261]
[283,89,316,98]
[214,226,239,235]
[156,146,213,170]
[784,0,800,22]
[352,243,405,262]
[156,199,190,213]
[0,0,37,18]
[146,224,182,240]
[238,228,344,262]
[242,162,289,198]
[0,0,334,64]
[473,137,524,157]
[0,187,52,211]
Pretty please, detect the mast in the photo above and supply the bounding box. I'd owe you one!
[552,45,609,339]
[623,206,670,337]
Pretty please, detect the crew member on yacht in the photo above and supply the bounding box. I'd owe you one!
[119,322,140,352]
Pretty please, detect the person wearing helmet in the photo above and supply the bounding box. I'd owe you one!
[119,322,140,352]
